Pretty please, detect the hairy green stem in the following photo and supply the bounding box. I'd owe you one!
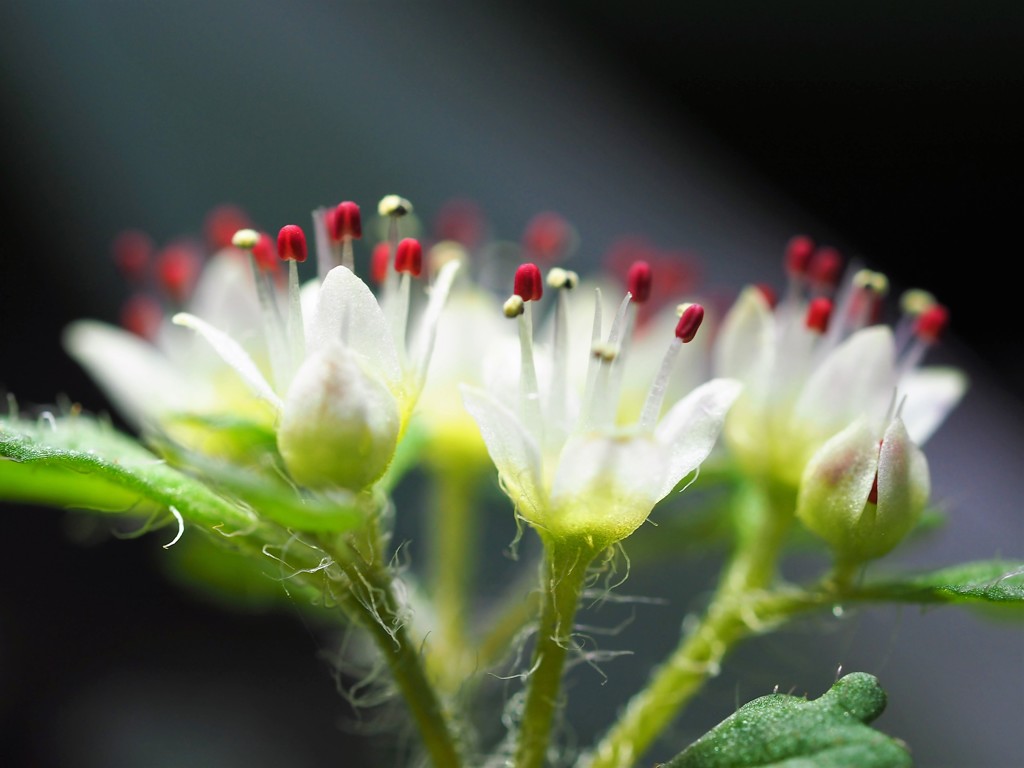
[583,481,795,768]
[516,537,598,768]
[338,555,464,768]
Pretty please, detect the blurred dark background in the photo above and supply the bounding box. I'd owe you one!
[1,2,1021,767]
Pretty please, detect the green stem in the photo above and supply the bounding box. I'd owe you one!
[338,555,464,768]
[516,537,598,768]
[583,481,795,768]
[427,468,478,688]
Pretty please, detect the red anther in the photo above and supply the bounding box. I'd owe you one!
[675,303,705,343]
[112,229,154,283]
[277,224,308,262]
[120,293,163,339]
[809,246,843,289]
[395,237,423,277]
[435,197,486,248]
[784,235,816,276]
[155,242,201,302]
[914,304,949,344]
[627,261,653,304]
[513,262,544,301]
[523,211,573,262]
[329,201,362,241]
[805,297,833,333]
[755,283,778,308]
[205,204,251,250]
[371,242,391,284]
[251,232,280,272]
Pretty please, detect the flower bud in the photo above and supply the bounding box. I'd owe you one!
[277,342,400,491]
[796,415,930,565]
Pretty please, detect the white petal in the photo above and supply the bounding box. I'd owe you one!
[171,313,282,410]
[63,320,209,427]
[410,258,461,388]
[310,266,402,388]
[187,250,261,333]
[713,286,774,383]
[548,433,665,541]
[794,325,895,438]
[653,377,742,499]
[460,385,543,520]
[897,366,968,445]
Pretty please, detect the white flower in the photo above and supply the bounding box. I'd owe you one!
[713,239,967,491]
[461,262,740,548]
[68,201,459,493]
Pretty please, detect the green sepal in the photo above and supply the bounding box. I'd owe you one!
[854,560,1024,608]
[662,672,911,768]
[0,412,252,532]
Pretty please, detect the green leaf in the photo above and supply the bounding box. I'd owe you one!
[0,412,253,531]
[661,672,911,768]
[855,560,1024,607]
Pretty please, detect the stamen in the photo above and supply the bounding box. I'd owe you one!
[503,295,525,318]
[805,297,833,334]
[914,304,949,344]
[278,225,308,367]
[378,195,414,315]
[277,224,308,263]
[513,290,543,439]
[674,303,704,343]
[378,195,413,218]
[371,242,391,284]
[808,246,843,295]
[120,294,163,339]
[310,206,334,282]
[627,261,653,304]
[547,268,574,449]
[514,263,543,301]
[827,268,888,348]
[234,229,290,392]
[155,242,201,303]
[582,293,632,430]
[640,303,706,430]
[784,235,815,277]
[329,201,361,271]
[894,288,937,351]
[395,238,423,276]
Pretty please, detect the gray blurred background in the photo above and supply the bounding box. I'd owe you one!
[0,2,1021,766]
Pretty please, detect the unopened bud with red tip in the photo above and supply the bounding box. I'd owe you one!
[914,304,949,344]
[805,297,833,333]
[329,201,362,241]
[809,246,843,290]
[675,303,705,343]
[394,237,423,276]
[514,263,544,301]
[627,260,653,304]
[785,235,816,276]
[277,224,308,262]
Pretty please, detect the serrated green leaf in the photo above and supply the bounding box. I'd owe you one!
[661,673,911,768]
[0,412,255,532]
[855,560,1024,607]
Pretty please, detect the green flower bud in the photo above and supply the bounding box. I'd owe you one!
[796,415,930,565]
[277,341,400,491]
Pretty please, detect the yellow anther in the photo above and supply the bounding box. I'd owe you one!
[853,269,889,295]
[231,228,260,250]
[591,341,619,362]
[675,302,695,317]
[429,240,468,271]
[546,267,579,290]
[378,194,413,217]
[503,295,525,318]
[900,288,937,316]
